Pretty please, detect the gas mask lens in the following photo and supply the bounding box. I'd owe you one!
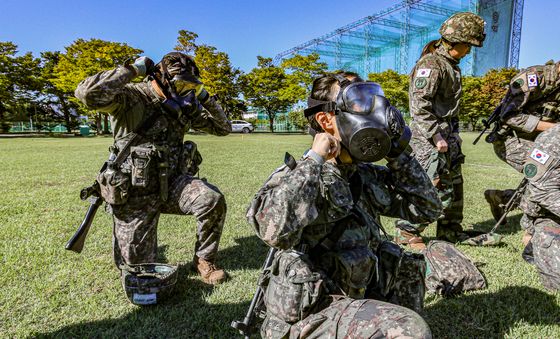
[171,74,203,96]
[341,82,385,115]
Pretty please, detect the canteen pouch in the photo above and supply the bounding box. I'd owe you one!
[263,250,325,324]
[130,146,156,187]
[366,241,403,300]
[334,246,377,299]
[96,162,130,205]
[180,140,203,176]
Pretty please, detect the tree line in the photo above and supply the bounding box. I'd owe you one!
[0,30,516,134]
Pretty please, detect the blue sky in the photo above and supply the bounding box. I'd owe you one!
[0,0,557,72]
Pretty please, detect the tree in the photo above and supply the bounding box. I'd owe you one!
[281,53,327,103]
[174,30,244,119]
[0,41,43,132]
[460,75,484,130]
[52,38,142,133]
[368,69,409,115]
[239,56,292,132]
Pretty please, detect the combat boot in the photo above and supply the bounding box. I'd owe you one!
[395,228,426,251]
[484,189,507,225]
[193,256,228,285]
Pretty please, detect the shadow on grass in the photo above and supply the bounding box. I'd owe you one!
[37,265,253,338]
[424,286,560,338]
[219,235,270,271]
[470,213,523,235]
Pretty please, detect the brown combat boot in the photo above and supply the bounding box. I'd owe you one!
[484,189,507,225]
[395,229,426,251]
[193,256,228,285]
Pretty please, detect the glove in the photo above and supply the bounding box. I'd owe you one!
[130,56,155,77]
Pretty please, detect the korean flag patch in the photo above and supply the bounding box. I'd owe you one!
[416,68,431,77]
[530,148,550,165]
[527,73,538,88]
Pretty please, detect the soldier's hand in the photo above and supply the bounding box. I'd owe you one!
[432,133,448,153]
[312,133,340,161]
[131,56,155,77]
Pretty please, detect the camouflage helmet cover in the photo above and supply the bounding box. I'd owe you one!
[439,12,486,47]
[121,263,178,306]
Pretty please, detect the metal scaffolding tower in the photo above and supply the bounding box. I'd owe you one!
[274,0,524,77]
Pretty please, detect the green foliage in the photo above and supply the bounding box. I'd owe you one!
[1,134,559,338]
[239,56,292,132]
[460,68,518,130]
[288,108,308,131]
[241,54,327,132]
[368,69,409,115]
[0,41,43,131]
[174,30,244,119]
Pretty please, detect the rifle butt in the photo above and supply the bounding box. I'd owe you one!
[65,197,102,253]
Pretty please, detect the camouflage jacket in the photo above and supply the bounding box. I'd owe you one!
[521,124,560,223]
[498,61,560,141]
[75,66,231,193]
[247,152,442,296]
[409,45,462,142]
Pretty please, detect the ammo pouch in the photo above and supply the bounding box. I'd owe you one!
[263,250,325,324]
[180,140,203,176]
[390,252,427,313]
[423,240,486,297]
[333,246,377,299]
[96,162,130,205]
[130,146,157,187]
[366,241,402,300]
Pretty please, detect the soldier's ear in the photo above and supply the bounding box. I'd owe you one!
[315,111,336,135]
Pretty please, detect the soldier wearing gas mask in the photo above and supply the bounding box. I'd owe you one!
[75,52,231,303]
[396,12,486,248]
[247,72,442,338]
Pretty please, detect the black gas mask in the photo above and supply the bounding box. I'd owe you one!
[304,75,411,162]
[151,52,207,119]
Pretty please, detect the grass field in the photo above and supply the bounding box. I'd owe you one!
[0,132,559,338]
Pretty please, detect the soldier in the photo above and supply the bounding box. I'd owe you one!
[75,53,231,287]
[519,124,560,291]
[396,12,486,248]
[247,72,442,338]
[484,61,560,227]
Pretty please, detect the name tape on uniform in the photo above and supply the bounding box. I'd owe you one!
[416,68,431,77]
[530,148,550,165]
[527,73,538,88]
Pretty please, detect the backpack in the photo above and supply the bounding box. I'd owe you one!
[423,240,486,296]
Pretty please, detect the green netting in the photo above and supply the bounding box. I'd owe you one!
[276,0,520,77]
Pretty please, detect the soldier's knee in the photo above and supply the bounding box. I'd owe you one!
[196,186,226,214]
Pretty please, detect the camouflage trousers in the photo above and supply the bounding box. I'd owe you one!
[261,296,432,339]
[111,174,226,266]
[528,217,560,291]
[398,137,463,236]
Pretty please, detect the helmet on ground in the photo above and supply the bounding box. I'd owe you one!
[120,263,178,306]
[439,12,486,47]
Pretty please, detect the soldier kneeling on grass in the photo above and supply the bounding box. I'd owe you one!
[246,72,443,338]
[75,52,231,304]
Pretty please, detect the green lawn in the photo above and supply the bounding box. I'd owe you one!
[0,132,558,338]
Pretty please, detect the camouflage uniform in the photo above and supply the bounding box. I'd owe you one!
[486,62,560,213]
[397,43,465,239]
[520,124,560,291]
[247,150,442,338]
[75,65,231,266]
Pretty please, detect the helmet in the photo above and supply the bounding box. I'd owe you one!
[439,12,486,47]
[120,263,178,306]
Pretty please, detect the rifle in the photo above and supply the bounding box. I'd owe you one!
[65,181,103,253]
[231,247,277,338]
[473,103,503,145]
[489,178,528,233]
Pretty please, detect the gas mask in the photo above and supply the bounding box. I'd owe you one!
[304,75,411,162]
[152,53,206,119]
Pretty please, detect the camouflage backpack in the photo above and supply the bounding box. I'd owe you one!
[423,240,486,296]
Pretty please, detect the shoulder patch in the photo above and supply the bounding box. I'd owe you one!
[415,78,427,89]
[527,73,538,88]
[530,148,550,165]
[512,78,524,89]
[523,163,538,178]
[416,68,431,77]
